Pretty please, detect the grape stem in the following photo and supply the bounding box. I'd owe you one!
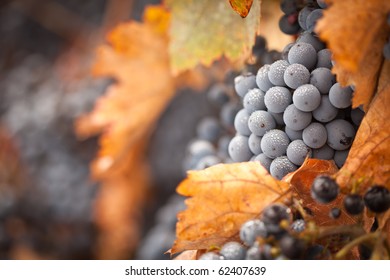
[334,231,383,260]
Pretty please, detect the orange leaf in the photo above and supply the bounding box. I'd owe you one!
[229,0,253,18]
[336,60,390,192]
[288,159,357,227]
[316,0,390,110]
[75,5,175,258]
[171,162,290,254]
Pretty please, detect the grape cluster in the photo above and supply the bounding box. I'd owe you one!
[183,37,281,173]
[279,0,327,36]
[228,3,364,180]
[199,203,323,260]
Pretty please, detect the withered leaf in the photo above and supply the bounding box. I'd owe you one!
[316,0,390,110]
[336,60,390,192]
[288,159,356,226]
[229,0,254,18]
[171,162,290,254]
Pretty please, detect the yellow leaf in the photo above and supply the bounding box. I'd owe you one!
[166,0,261,73]
[171,162,289,254]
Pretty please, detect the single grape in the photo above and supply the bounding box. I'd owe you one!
[329,83,353,109]
[270,111,285,126]
[284,63,310,89]
[220,102,241,129]
[279,14,301,35]
[310,67,335,94]
[268,60,289,86]
[364,186,390,213]
[279,235,305,259]
[187,139,214,157]
[298,6,314,30]
[234,109,251,136]
[312,95,338,123]
[306,9,323,33]
[282,43,295,61]
[194,155,221,170]
[261,129,290,159]
[291,219,306,233]
[288,43,317,70]
[248,110,276,136]
[312,144,335,160]
[228,135,253,162]
[302,122,327,149]
[248,133,263,155]
[329,207,341,219]
[243,88,266,114]
[333,149,349,168]
[240,219,267,246]
[311,175,339,204]
[264,86,292,113]
[326,119,356,150]
[316,49,332,69]
[317,0,328,9]
[350,107,365,126]
[196,117,221,143]
[199,252,223,260]
[280,0,299,14]
[293,84,321,112]
[245,245,262,260]
[217,135,232,158]
[296,31,325,52]
[219,241,247,260]
[270,156,298,180]
[284,126,303,141]
[234,73,257,98]
[344,194,364,215]
[256,64,274,92]
[252,153,273,172]
[283,104,312,131]
[286,139,312,165]
[207,83,230,107]
[262,203,290,225]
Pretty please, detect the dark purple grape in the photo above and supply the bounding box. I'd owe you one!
[311,175,339,203]
[363,186,390,213]
[343,194,364,215]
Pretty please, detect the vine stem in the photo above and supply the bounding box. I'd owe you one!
[334,232,379,260]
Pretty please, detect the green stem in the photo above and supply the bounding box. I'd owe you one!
[335,232,378,260]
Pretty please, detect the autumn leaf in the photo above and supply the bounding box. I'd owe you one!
[75,6,175,258]
[165,0,261,73]
[171,162,290,254]
[316,0,390,110]
[288,159,356,227]
[229,0,253,18]
[336,60,390,192]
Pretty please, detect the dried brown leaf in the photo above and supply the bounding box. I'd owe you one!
[316,0,390,110]
[229,0,254,18]
[288,159,357,226]
[171,162,290,254]
[336,60,390,192]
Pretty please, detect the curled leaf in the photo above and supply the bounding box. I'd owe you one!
[171,162,290,254]
[229,0,254,18]
[336,61,390,192]
[316,0,390,110]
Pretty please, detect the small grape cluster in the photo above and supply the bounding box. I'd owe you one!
[200,203,320,260]
[279,0,327,36]
[228,5,365,180]
[311,176,390,216]
[183,38,281,172]
[198,178,390,260]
